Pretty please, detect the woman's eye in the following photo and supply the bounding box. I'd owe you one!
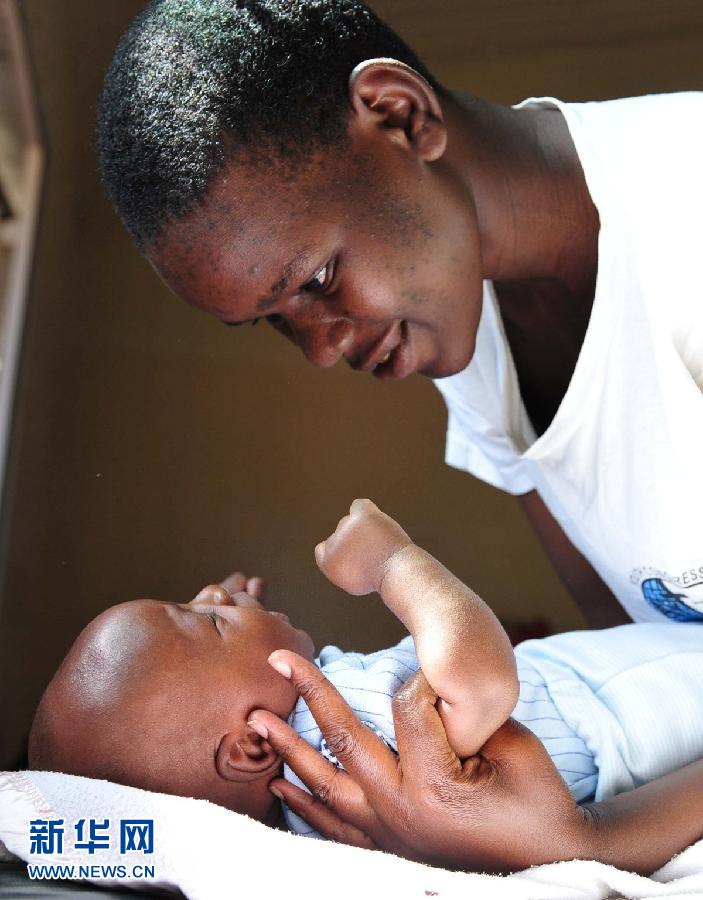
[301,263,331,292]
[223,318,260,328]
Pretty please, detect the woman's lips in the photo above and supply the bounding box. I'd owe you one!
[346,321,415,380]
[353,323,402,372]
[374,321,414,380]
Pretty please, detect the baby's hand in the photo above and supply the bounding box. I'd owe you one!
[316,499,412,595]
[191,572,267,606]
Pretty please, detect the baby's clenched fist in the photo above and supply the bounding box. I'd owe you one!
[315,499,412,595]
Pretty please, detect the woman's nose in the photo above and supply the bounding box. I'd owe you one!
[296,317,355,368]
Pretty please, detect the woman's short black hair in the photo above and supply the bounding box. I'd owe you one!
[98,0,441,251]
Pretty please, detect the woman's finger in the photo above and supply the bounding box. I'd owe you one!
[269,777,377,850]
[391,670,472,790]
[265,650,400,800]
[248,708,373,831]
[257,650,398,796]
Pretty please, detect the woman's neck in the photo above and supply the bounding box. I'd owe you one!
[443,92,599,297]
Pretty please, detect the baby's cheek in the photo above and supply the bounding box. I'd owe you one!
[267,675,299,721]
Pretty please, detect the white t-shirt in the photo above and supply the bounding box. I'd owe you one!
[518,622,703,799]
[434,93,703,623]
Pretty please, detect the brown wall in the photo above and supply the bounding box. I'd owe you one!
[1,0,701,766]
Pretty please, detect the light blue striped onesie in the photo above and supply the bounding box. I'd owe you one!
[284,622,703,838]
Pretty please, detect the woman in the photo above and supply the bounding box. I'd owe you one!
[99,0,703,870]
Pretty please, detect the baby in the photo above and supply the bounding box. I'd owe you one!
[29,500,703,836]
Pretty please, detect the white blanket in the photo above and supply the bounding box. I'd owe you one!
[1,771,702,900]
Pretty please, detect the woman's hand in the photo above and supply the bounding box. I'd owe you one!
[248,651,594,872]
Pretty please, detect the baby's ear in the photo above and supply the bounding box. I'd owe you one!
[215,727,279,782]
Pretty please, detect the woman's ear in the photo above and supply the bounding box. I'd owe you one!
[215,726,279,782]
[348,58,447,161]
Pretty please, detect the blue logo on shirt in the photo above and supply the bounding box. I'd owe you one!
[641,578,703,622]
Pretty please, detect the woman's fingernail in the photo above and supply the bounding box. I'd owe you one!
[270,785,283,800]
[268,653,292,679]
[247,719,269,739]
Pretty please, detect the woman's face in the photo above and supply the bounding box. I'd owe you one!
[148,124,485,381]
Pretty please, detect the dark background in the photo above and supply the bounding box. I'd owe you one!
[1,0,701,767]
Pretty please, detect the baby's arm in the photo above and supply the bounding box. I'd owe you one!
[316,500,518,758]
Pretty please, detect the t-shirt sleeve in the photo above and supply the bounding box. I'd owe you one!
[444,405,536,495]
[433,282,537,496]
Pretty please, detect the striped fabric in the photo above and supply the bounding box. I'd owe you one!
[514,659,597,801]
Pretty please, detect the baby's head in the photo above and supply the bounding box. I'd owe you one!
[29,584,314,825]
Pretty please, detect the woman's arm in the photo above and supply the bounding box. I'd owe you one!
[583,758,703,871]
[518,490,631,628]
[251,653,703,873]
[316,499,518,756]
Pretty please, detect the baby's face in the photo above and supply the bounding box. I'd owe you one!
[181,583,313,657]
[32,582,315,821]
[128,587,315,717]
[84,587,315,766]
[107,588,314,810]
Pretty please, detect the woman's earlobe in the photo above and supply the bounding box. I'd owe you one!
[408,110,447,162]
[215,727,280,782]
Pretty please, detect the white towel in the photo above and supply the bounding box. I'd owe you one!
[1,770,702,900]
